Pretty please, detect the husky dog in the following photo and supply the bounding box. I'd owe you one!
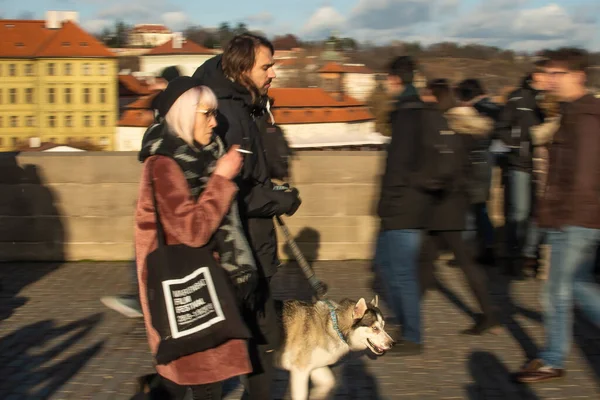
[274,296,394,400]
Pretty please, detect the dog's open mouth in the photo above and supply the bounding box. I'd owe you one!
[366,339,385,355]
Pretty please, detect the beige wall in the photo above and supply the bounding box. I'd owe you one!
[0,151,504,262]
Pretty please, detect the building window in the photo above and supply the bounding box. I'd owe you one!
[12,137,19,146]
[100,136,109,147]
[0,89,3,104]
[9,64,16,76]
[24,64,33,76]
[49,137,57,143]
[25,88,33,104]
[65,115,72,127]
[48,115,56,128]
[9,88,16,104]
[0,137,3,147]
[10,116,18,128]
[0,64,2,76]
[84,115,91,127]
[0,116,3,127]
[47,63,56,76]
[67,137,74,143]
[82,63,91,76]
[99,115,107,126]
[65,63,72,76]
[64,88,72,104]
[48,88,55,104]
[99,87,106,103]
[99,63,107,75]
[85,136,92,143]
[25,116,35,127]
[83,87,90,104]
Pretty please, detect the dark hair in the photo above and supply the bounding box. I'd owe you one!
[159,65,182,83]
[222,33,274,102]
[427,78,456,112]
[456,79,486,102]
[387,56,415,85]
[548,47,590,73]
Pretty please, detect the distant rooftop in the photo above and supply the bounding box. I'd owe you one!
[0,15,113,58]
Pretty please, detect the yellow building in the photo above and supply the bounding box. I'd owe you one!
[0,16,118,151]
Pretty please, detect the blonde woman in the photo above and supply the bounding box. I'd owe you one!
[135,77,257,399]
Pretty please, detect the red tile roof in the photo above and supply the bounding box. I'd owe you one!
[272,107,374,124]
[119,74,154,96]
[145,39,213,56]
[318,62,373,74]
[125,93,159,109]
[0,20,53,57]
[0,19,113,58]
[118,109,155,127]
[131,24,171,34]
[269,88,373,124]
[270,88,364,108]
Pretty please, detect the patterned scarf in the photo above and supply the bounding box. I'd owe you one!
[139,123,257,302]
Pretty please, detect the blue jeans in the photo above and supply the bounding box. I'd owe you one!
[523,221,546,259]
[540,226,600,369]
[375,230,422,344]
[505,170,532,259]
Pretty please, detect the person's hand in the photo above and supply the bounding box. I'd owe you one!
[284,187,302,216]
[214,145,243,180]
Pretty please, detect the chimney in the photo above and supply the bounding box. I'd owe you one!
[172,32,183,49]
[29,137,41,148]
[45,10,79,29]
[45,11,59,29]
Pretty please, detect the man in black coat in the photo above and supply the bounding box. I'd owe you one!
[193,34,301,400]
[495,58,550,278]
[375,56,436,356]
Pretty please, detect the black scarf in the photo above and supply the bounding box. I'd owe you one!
[139,123,257,302]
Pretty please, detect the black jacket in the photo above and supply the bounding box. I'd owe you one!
[377,92,435,230]
[494,80,546,172]
[193,56,296,278]
[463,98,500,204]
[425,107,472,231]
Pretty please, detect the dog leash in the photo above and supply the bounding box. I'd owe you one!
[324,300,346,343]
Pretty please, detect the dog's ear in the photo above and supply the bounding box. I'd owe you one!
[370,295,379,308]
[352,298,368,320]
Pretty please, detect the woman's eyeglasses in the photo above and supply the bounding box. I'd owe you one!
[197,109,218,118]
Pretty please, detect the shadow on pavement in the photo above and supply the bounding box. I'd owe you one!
[0,313,104,398]
[0,153,66,322]
[465,351,540,400]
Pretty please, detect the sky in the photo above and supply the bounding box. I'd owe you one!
[2,0,599,52]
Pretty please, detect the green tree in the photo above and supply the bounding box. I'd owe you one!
[367,83,393,137]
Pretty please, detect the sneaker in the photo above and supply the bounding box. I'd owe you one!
[101,295,143,318]
[513,359,565,383]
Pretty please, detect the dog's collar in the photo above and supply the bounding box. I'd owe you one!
[324,300,347,344]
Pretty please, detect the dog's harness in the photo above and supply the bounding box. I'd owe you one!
[324,300,347,344]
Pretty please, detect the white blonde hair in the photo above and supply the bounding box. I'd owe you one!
[164,86,218,145]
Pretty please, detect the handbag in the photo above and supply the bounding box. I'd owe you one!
[145,167,251,365]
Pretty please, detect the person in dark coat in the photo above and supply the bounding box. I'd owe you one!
[494,58,551,278]
[192,34,301,400]
[419,79,500,335]
[375,56,439,356]
[455,79,501,265]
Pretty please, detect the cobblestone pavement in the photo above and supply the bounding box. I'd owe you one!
[0,260,599,399]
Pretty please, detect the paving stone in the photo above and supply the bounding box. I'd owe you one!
[0,261,599,399]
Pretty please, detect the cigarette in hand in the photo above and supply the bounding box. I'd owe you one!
[236,148,253,154]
